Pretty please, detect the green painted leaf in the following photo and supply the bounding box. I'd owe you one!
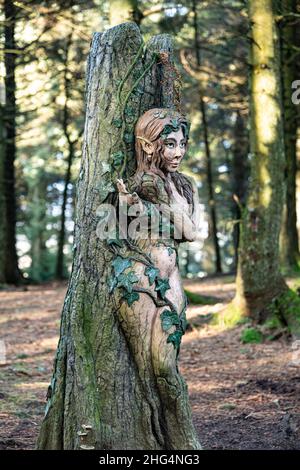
[123,291,140,306]
[167,330,183,349]
[144,266,160,285]
[107,238,123,248]
[112,118,122,128]
[112,256,132,277]
[170,118,180,129]
[97,179,115,202]
[180,309,188,333]
[155,277,170,299]
[125,107,134,117]
[161,124,174,137]
[124,133,134,144]
[108,277,117,293]
[160,309,180,332]
[117,271,139,293]
[112,151,124,166]
[132,87,143,96]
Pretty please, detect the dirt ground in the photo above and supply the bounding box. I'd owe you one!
[0,276,300,450]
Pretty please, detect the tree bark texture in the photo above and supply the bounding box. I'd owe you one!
[0,105,6,283]
[233,0,288,320]
[231,110,249,270]
[37,23,200,450]
[3,0,21,284]
[192,0,222,274]
[279,0,300,270]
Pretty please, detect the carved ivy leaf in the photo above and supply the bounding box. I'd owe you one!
[125,107,134,117]
[108,277,118,293]
[167,330,183,349]
[144,266,160,286]
[167,247,175,256]
[124,133,134,144]
[107,237,123,248]
[117,271,139,293]
[112,118,122,128]
[112,151,124,167]
[170,118,179,129]
[112,256,132,277]
[132,87,143,96]
[160,309,180,332]
[180,309,188,333]
[123,291,140,306]
[155,277,170,299]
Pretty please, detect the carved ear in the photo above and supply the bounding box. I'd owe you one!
[140,140,154,156]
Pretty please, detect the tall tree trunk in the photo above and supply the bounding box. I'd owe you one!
[28,175,49,282]
[227,0,299,325]
[231,110,249,270]
[192,0,222,274]
[3,0,21,284]
[279,0,300,270]
[56,33,74,280]
[0,105,6,283]
[37,23,200,450]
[109,0,142,26]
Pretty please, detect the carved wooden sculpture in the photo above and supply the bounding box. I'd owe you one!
[111,107,201,449]
[37,23,201,450]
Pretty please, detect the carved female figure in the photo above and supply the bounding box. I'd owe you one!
[112,108,201,449]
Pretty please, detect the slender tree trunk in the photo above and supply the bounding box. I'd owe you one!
[37,23,200,450]
[56,33,74,280]
[109,0,142,26]
[3,0,21,284]
[279,0,300,270]
[29,175,48,282]
[231,0,290,322]
[0,105,6,283]
[231,110,249,270]
[192,0,222,274]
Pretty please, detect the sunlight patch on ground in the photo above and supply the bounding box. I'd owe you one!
[14,382,49,391]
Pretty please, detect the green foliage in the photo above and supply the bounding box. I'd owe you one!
[112,118,123,128]
[112,151,124,167]
[117,271,139,292]
[112,256,132,277]
[144,265,160,285]
[160,309,180,332]
[240,327,263,344]
[167,330,183,349]
[155,277,171,299]
[123,291,140,306]
[124,132,134,144]
[213,302,245,328]
[179,307,188,333]
[268,288,300,336]
[184,289,217,305]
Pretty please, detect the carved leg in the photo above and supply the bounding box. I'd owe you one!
[115,264,166,448]
[151,268,201,450]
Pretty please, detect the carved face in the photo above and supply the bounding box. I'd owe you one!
[160,128,187,173]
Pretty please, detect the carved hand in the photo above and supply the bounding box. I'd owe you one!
[116,178,140,206]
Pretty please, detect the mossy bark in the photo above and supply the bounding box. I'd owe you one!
[0,105,6,284]
[279,0,300,271]
[231,110,249,270]
[3,0,21,284]
[230,0,289,322]
[36,23,200,450]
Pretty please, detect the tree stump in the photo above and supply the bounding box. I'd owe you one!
[37,22,201,450]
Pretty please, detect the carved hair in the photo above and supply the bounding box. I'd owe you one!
[133,108,193,205]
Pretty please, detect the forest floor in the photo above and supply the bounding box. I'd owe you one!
[0,275,300,450]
